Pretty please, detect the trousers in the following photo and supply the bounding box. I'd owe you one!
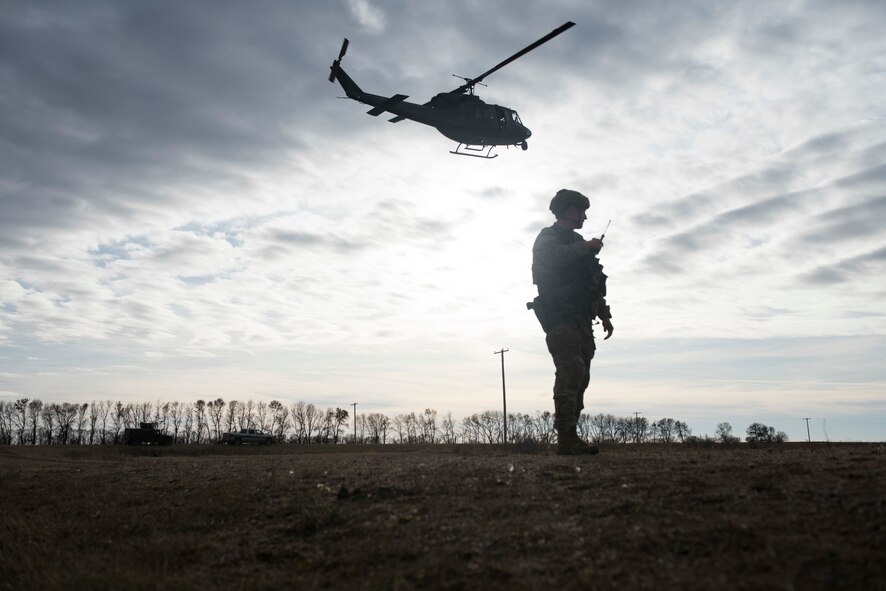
[545,315,595,430]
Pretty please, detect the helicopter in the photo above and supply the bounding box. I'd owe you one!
[328,22,575,159]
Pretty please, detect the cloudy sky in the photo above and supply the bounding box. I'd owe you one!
[2,0,885,441]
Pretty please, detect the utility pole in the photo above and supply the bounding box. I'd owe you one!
[494,348,509,444]
[803,417,812,442]
[633,411,642,443]
[352,402,357,443]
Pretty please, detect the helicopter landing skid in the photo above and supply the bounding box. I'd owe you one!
[450,143,498,159]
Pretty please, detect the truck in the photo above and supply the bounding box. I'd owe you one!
[221,428,274,445]
[122,422,174,446]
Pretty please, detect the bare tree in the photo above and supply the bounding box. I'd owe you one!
[594,413,619,444]
[193,400,207,444]
[508,413,532,443]
[333,408,349,443]
[256,401,270,432]
[87,402,100,445]
[403,412,419,443]
[441,411,457,444]
[476,411,502,444]
[292,402,307,443]
[238,399,255,430]
[420,408,438,443]
[27,399,43,445]
[577,412,593,443]
[366,413,390,444]
[534,410,555,444]
[134,401,152,426]
[2,394,707,449]
[169,401,184,443]
[356,413,368,443]
[304,403,320,443]
[41,404,56,444]
[632,416,649,444]
[111,402,126,443]
[156,402,170,434]
[74,403,89,444]
[50,403,78,445]
[12,398,28,445]
[224,400,239,435]
[746,422,788,443]
[460,414,479,443]
[392,414,407,443]
[675,420,692,443]
[207,399,225,442]
[715,422,737,444]
[183,408,194,444]
[269,400,289,442]
[0,401,12,444]
[657,418,676,443]
[318,408,335,443]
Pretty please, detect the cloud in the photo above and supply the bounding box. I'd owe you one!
[801,245,886,285]
[0,2,347,249]
[631,122,886,281]
[348,0,387,34]
[270,229,365,253]
[2,1,886,436]
[791,195,886,246]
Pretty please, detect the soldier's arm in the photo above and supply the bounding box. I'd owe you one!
[597,295,614,339]
[533,231,593,268]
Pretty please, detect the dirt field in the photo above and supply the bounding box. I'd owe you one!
[1,443,884,590]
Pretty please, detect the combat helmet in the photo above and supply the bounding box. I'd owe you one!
[549,189,590,217]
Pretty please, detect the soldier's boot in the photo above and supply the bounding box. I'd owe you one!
[556,426,600,455]
[554,397,599,456]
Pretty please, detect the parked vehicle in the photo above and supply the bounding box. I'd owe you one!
[221,428,274,445]
[122,422,174,445]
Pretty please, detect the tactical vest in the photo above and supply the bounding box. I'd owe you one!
[531,225,607,326]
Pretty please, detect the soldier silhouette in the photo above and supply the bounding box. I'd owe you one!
[529,189,613,455]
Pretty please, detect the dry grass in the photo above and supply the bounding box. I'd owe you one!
[1,443,885,590]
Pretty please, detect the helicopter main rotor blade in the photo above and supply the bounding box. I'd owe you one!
[450,21,575,94]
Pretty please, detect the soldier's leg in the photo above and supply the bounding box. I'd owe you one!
[574,317,597,422]
[547,321,600,456]
[545,322,585,435]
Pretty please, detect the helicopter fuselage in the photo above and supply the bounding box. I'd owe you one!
[332,64,532,148]
[327,23,573,155]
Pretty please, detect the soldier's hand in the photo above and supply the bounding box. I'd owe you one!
[587,238,603,253]
[601,317,614,340]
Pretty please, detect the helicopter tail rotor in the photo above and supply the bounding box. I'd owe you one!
[328,38,349,83]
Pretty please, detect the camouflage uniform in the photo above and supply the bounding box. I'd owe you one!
[531,222,611,439]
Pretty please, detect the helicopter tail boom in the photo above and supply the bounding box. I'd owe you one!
[330,65,365,100]
[329,38,366,100]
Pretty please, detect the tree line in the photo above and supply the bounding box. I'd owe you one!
[0,397,785,446]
